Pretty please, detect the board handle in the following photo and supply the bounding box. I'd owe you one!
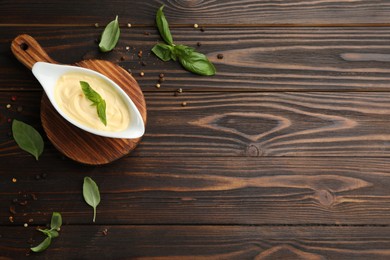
[11,34,57,70]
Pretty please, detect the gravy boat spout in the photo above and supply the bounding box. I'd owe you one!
[32,62,145,139]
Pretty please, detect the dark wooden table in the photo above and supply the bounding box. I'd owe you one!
[2,1,390,259]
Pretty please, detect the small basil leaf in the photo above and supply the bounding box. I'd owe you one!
[99,15,120,52]
[47,230,59,238]
[178,51,216,76]
[156,5,173,45]
[12,119,44,160]
[80,81,107,126]
[97,100,107,126]
[50,212,62,231]
[30,236,51,253]
[83,177,101,223]
[174,45,194,56]
[152,43,173,61]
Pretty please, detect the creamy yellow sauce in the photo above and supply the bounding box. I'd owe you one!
[54,72,130,132]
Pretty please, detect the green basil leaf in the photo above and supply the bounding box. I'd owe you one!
[80,81,107,126]
[30,236,51,253]
[97,100,107,126]
[99,15,120,52]
[152,43,173,61]
[178,51,216,76]
[12,119,44,160]
[38,228,59,238]
[156,5,173,45]
[83,177,101,223]
[50,212,62,231]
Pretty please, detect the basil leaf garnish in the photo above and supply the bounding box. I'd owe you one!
[178,50,216,76]
[31,237,51,253]
[50,212,62,231]
[99,15,120,52]
[152,43,173,61]
[12,119,44,160]
[152,5,216,76]
[31,212,62,253]
[156,5,173,45]
[83,177,101,223]
[80,81,107,126]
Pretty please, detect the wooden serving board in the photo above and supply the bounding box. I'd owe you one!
[11,34,147,165]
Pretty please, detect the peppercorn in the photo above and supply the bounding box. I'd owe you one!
[127,23,132,28]
[181,102,187,107]
[94,23,99,28]
[159,73,165,78]
[217,53,224,59]
[140,72,145,77]
[193,24,199,28]
[156,84,161,89]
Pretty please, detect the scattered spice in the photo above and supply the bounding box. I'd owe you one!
[200,27,205,32]
[12,178,17,183]
[155,83,161,89]
[9,205,16,214]
[140,72,145,77]
[102,228,108,236]
[197,42,202,47]
[11,96,17,101]
[9,216,14,223]
[181,102,187,107]
[6,104,11,109]
[31,193,38,201]
[127,23,132,28]
[126,46,130,51]
[177,88,183,93]
[217,53,224,59]
[19,200,28,206]
[24,223,28,228]
[193,23,199,28]
[138,50,143,58]
[94,23,99,28]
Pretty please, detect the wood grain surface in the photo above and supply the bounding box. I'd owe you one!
[1,0,390,25]
[2,0,390,259]
[1,156,390,225]
[2,226,390,259]
[3,91,390,157]
[2,27,390,92]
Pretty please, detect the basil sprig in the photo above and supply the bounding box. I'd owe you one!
[152,5,216,76]
[80,81,107,126]
[99,15,120,52]
[12,119,44,160]
[83,177,101,223]
[31,212,62,253]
